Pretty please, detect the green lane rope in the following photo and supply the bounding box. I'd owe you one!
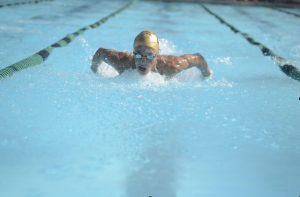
[270,7,300,18]
[0,0,137,80]
[0,47,53,78]
[0,0,53,8]
[200,4,300,82]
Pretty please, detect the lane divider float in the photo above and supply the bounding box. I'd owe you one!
[0,0,53,8]
[200,4,300,82]
[0,0,137,80]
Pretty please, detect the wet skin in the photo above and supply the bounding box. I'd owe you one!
[91,46,213,78]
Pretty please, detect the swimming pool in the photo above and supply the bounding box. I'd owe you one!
[0,0,299,196]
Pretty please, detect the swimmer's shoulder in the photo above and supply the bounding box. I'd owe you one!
[118,50,135,69]
[156,55,184,76]
[103,49,134,62]
[157,54,188,68]
[98,48,135,71]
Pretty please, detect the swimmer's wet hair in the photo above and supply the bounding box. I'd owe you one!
[133,31,159,54]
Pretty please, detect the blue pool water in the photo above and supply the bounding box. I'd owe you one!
[0,0,300,197]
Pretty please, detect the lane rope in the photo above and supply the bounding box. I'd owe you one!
[200,4,300,82]
[270,7,300,18]
[0,0,137,80]
[0,0,53,8]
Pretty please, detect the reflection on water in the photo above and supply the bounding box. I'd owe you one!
[125,126,179,197]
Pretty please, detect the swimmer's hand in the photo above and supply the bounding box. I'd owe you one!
[200,68,213,79]
[205,69,213,78]
[91,62,99,73]
[91,49,104,73]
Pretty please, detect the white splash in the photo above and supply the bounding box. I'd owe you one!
[78,37,94,63]
[173,67,202,82]
[158,38,178,55]
[96,62,119,78]
[118,70,168,87]
[211,57,232,65]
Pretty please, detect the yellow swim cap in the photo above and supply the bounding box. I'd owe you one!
[133,31,159,54]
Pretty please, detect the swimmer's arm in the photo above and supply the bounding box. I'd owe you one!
[91,48,134,74]
[91,48,103,73]
[181,53,213,78]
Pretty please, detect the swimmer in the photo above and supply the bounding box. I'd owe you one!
[91,30,213,78]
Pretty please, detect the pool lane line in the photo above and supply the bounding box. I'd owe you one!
[0,0,53,8]
[270,7,300,18]
[0,0,138,80]
[200,4,300,82]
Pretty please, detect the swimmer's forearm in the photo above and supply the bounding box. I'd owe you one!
[91,48,107,73]
[195,54,212,78]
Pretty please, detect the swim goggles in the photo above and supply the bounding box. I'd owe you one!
[133,52,157,60]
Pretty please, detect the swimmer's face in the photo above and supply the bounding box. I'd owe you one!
[134,45,157,75]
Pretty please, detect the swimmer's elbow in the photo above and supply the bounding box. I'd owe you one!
[194,53,205,62]
[95,47,106,58]
[98,47,106,53]
[196,53,208,68]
